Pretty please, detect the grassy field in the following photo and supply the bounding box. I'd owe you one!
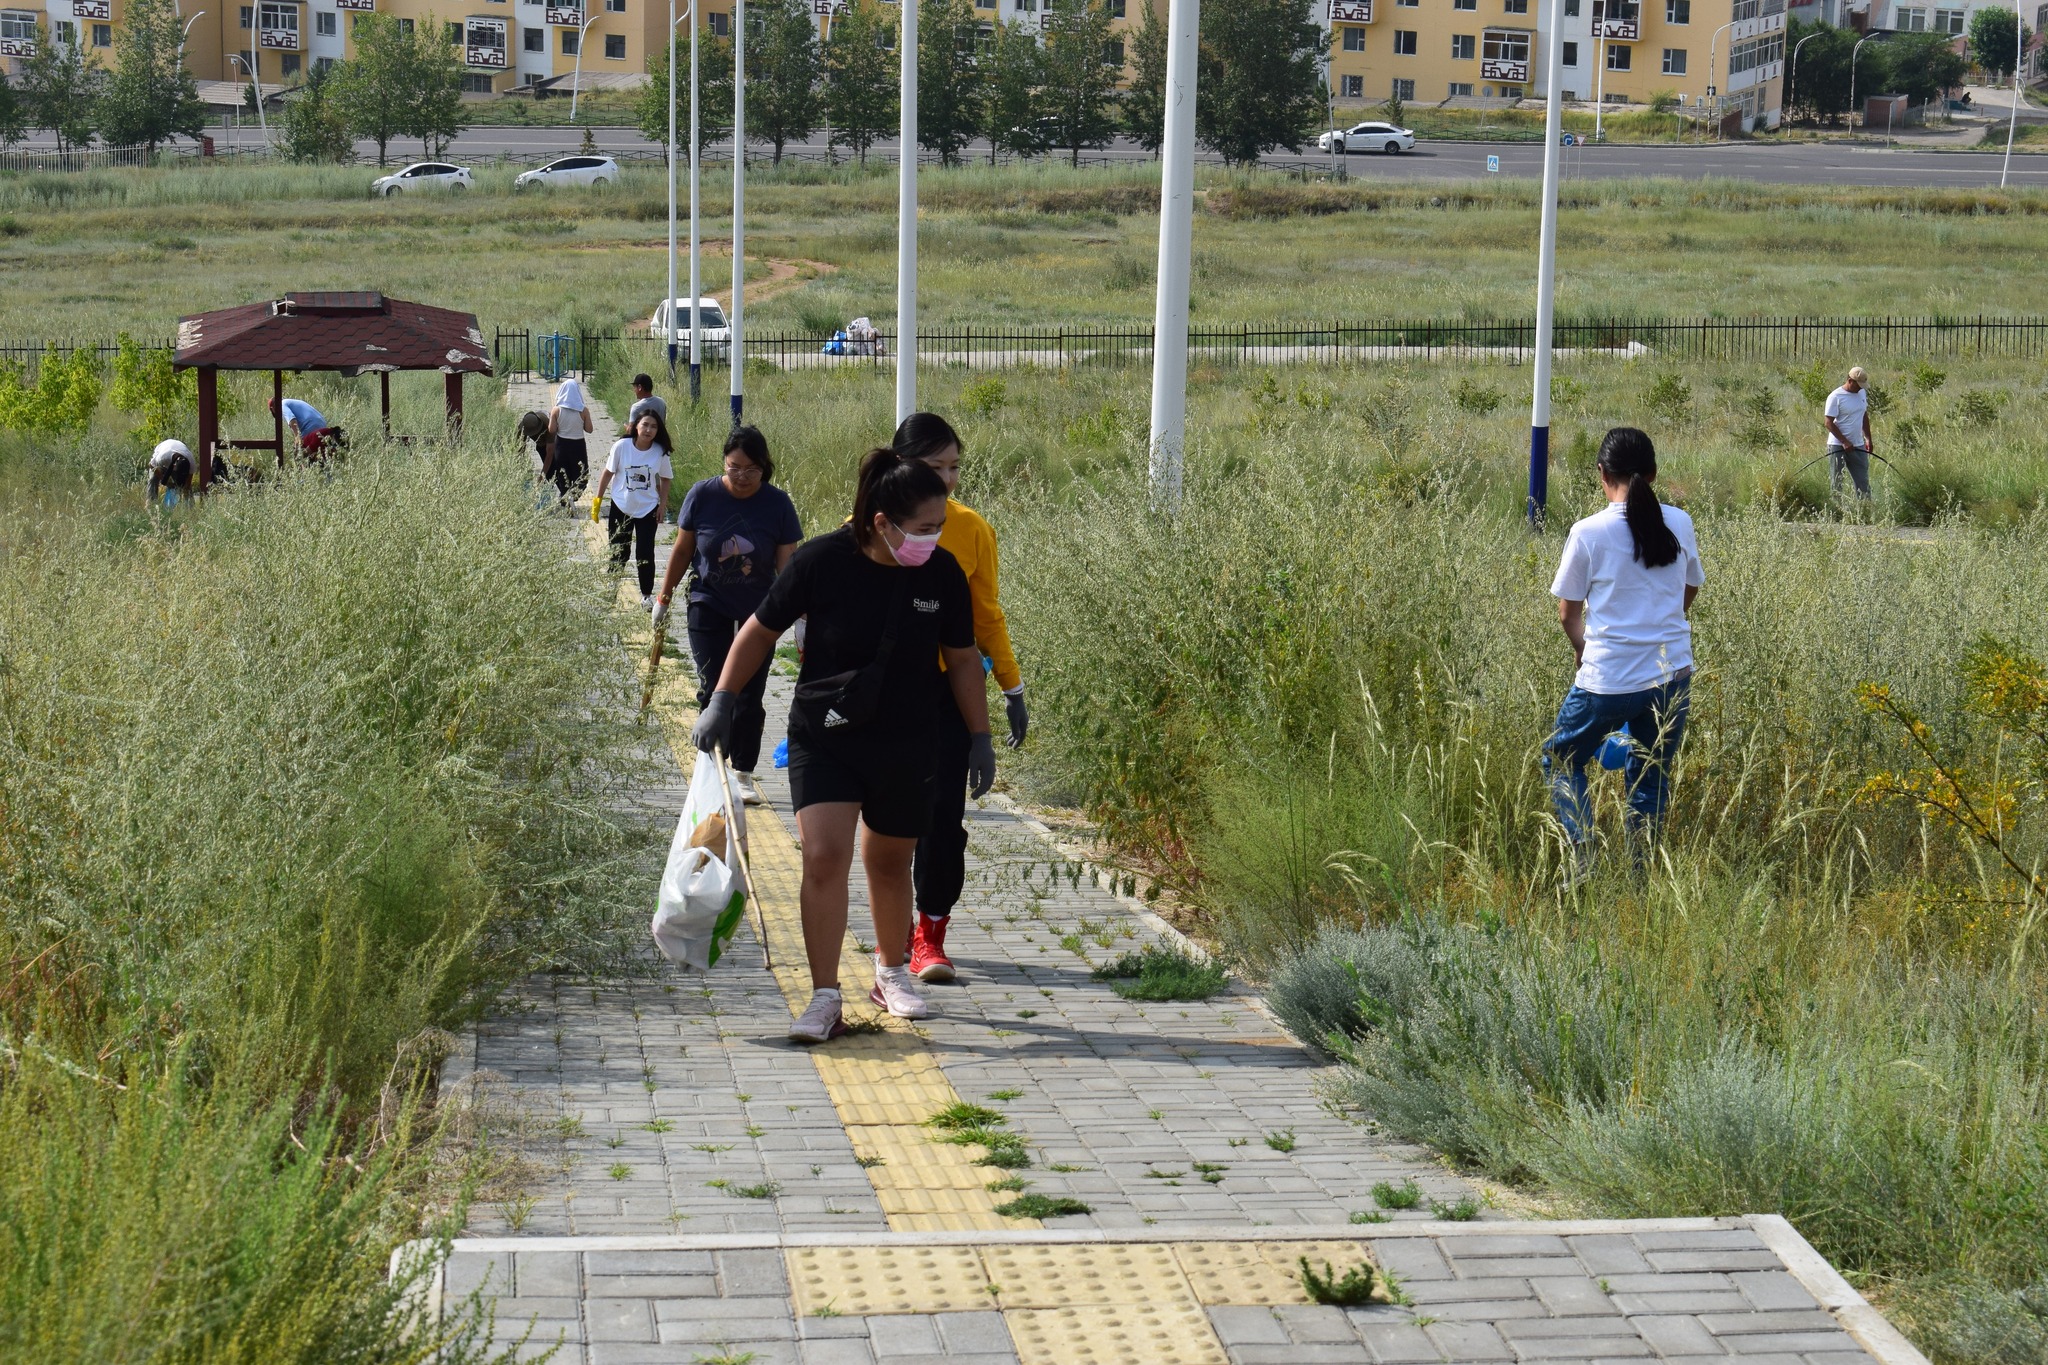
[8,161,2048,346]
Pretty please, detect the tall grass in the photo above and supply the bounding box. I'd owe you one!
[0,433,654,1360]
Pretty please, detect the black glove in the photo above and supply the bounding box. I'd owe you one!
[692,690,736,754]
[967,731,997,799]
[1004,691,1028,750]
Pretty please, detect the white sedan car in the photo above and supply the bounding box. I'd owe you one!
[515,155,621,189]
[1317,121,1417,154]
[648,296,732,359]
[370,162,474,196]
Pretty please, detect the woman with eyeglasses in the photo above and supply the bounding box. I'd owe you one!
[654,425,803,805]
[691,448,995,1043]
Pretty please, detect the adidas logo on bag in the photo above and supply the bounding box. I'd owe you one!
[824,708,848,727]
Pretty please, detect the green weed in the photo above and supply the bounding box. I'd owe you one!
[1299,1258,1379,1307]
[993,1195,1092,1219]
[1090,945,1227,1001]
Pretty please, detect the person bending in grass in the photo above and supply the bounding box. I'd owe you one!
[893,412,1027,985]
[1544,427,1704,872]
[654,425,803,807]
[595,410,674,609]
[692,448,996,1043]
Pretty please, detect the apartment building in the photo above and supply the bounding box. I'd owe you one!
[1326,0,1786,127]
[1,0,1159,95]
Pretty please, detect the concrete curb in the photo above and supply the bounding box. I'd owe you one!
[1750,1214,1932,1365]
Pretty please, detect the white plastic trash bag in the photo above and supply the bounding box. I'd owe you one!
[651,754,749,969]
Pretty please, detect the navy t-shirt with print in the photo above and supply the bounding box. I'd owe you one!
[677,477,804,620]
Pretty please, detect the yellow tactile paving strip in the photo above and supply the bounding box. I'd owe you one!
[593,529,1028,1234]
[787,1245,994,1316]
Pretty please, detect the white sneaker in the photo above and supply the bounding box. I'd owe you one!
[734,772,763,806]
[640,594,655,612]
[788,988,848,1044]
[869,961,929,1019]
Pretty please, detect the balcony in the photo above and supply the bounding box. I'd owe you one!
[259,25,300,47]
[73,0,110,17]
[0,36,33,56]
[543,3,580,24]
[1331,0,1373,21]
[466,18,507,64]
[334,0,374,11]
[1482,56,1529,79]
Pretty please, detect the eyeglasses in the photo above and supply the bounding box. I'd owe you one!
[723,464,762,480]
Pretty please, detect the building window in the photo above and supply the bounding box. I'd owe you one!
[1341,73,1364,96]
[315,10,335,34]
[1666,0,1689,18]
[397,17,413,32]
[280,51,299,73]
[1394,27,1416,51]
[877,22,894,47]
[314,53,335,71]
[1933,7,1963,31]
[1110,0,1124,13]
[1392,76,1414,98]
[1448,80,1473,95]
[239,5,252,26]
[1562,38,1578,63]
[1498,83,1523,96]
[1606,41,1630,68]
[91,20,110,43]
[1453,0,1476,9]
[561,27,578,50]
[604,31,623,55]
[444,21,460,40]
[55,18,76,42]
[1102,37,1124,63]
[1504,0,1528,12]
[462,71,494,90]
[1342,24,1365,49]
[523,24,542,47]
[1662,46,1685,72]
[707,9,727,34]
[1896,6,1926,27]
[1451,32,1475,56]
[1565,0,1579,14]
[606,0,623,10]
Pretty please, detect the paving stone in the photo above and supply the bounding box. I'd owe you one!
[1630,1314,1725,1357]
[1228,1347,1375,1364]
[934,1311,1014,1355]
[1357,1321,1444,1362]
[1698,1312,1841,1336]
[1729,1273,1822,1313]
[1210,1305,1291,1346]
[865,1314,942,1356]
[798,1339,878,1365]
[1421,1321,1514,1361]
[583,1298,657,1343]
[1275,1303,1362,1344]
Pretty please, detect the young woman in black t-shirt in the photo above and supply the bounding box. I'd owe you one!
[692,449,997,1043]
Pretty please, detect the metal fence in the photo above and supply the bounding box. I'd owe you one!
[489,317,2048,381]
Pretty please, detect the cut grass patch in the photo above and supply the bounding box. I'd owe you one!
[994,1194,1093,1220]
[1090,944,1227,1001]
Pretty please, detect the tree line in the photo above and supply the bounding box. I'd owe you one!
[1784,10,2028,125]
[635,0,1328,168]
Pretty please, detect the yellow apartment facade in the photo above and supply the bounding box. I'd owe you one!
[1324,0,1786,128]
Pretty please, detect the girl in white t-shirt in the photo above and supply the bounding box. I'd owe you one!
[1544,427,1705,865]
[596,411,675,607]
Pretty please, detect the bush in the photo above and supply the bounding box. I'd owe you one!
[1090,944,1227,1000]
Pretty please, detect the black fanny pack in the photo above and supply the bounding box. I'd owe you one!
[790,583,908,735]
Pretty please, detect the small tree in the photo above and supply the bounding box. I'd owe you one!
[0,69,25,148]
[20,26,106,152]
[981,16,1045,161]
[917,0,983,166]
[336,14,415,165]
[1380,88,1405,127]
[750,0,823,163]
[639,30,736,154]
[98,0,204,155]
[408,14,466,158]
[1195,0,1324,166]
[1879,31,1969,107]
[280,61,355,162]
[1122,0,1166,156]
[1785,20,1856,125]
[1039,0,1119,166]
[822,1,898,164]
[1968,6,2028,78]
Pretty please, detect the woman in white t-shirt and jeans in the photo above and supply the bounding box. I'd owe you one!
[1545,427,1705,864]
[597,411,675,607]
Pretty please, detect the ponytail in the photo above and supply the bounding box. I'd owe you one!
[851,446,949,548]
[1597,427,1679,569]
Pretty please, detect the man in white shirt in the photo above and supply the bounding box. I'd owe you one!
[1823,365,1874,501]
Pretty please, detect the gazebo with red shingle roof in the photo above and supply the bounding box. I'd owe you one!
[175,291,494,487]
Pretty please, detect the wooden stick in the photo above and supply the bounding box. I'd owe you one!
[640,622,666,713]
[715,749,772,970]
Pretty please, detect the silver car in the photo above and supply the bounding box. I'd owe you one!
[648,296,731,359]
[1317,121,1417,154]
[370,162,474,196]
[515,155,621,189]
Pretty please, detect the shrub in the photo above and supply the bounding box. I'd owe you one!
[1645,372,1692,422]
[1451,377,1505,415]
[1090,944,1227,1000]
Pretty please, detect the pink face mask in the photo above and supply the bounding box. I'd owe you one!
[889,522,941,567]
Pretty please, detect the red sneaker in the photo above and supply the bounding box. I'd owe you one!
[909,913,956,983]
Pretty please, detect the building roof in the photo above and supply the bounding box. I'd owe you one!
[175,293,495,375]
[537,70,651,94]
[193,79,288,109]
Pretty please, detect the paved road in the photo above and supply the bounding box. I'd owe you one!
[428,127,2048,187]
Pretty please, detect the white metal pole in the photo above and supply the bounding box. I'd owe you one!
[689,0,701,403]
[1594,35,1604,140]
[1146,0,1198,513]
[667,0,679,379]
[2003,4,2022,187]
[571,12,597,120]
[730,0,745,424]
[1529,0,1567,530]
[895,0,918,423]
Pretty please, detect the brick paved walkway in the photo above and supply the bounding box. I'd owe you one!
[424,394,1922,1364]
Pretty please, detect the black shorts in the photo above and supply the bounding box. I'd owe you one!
[787,731,936,839]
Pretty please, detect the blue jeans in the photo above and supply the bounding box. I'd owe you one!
[1542,674,1692,845]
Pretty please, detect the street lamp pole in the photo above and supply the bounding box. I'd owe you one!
[1786,30,1819,123]
[569,10,599,121]
[1146,0,1198,513]
[1849,33,1879,130]
[688,0,701,403]
[2002,3,2022,187]
[895,0,917,424]
[231,53,266,139]
[730,0,745,424]
[180,11,203,57]
[1708,19,1735,140]
[667,0,678,379]
[1529,0,1568,530]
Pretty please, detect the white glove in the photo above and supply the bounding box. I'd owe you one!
[652,596,672,629]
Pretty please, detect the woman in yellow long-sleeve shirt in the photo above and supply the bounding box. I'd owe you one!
[894,412,1026,983]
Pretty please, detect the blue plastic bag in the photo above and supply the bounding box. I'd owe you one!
[773,737,789,769]
[1597,729,1634,771]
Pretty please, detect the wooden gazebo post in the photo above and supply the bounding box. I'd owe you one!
[271,371,285,470]
[196,367,219,489]
[445,372,464,439]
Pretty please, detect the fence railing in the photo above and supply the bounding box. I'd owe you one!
[489,316,2048,381]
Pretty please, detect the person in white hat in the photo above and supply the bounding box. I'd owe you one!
[147,439,195,508]
[1823,365,1875,501]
